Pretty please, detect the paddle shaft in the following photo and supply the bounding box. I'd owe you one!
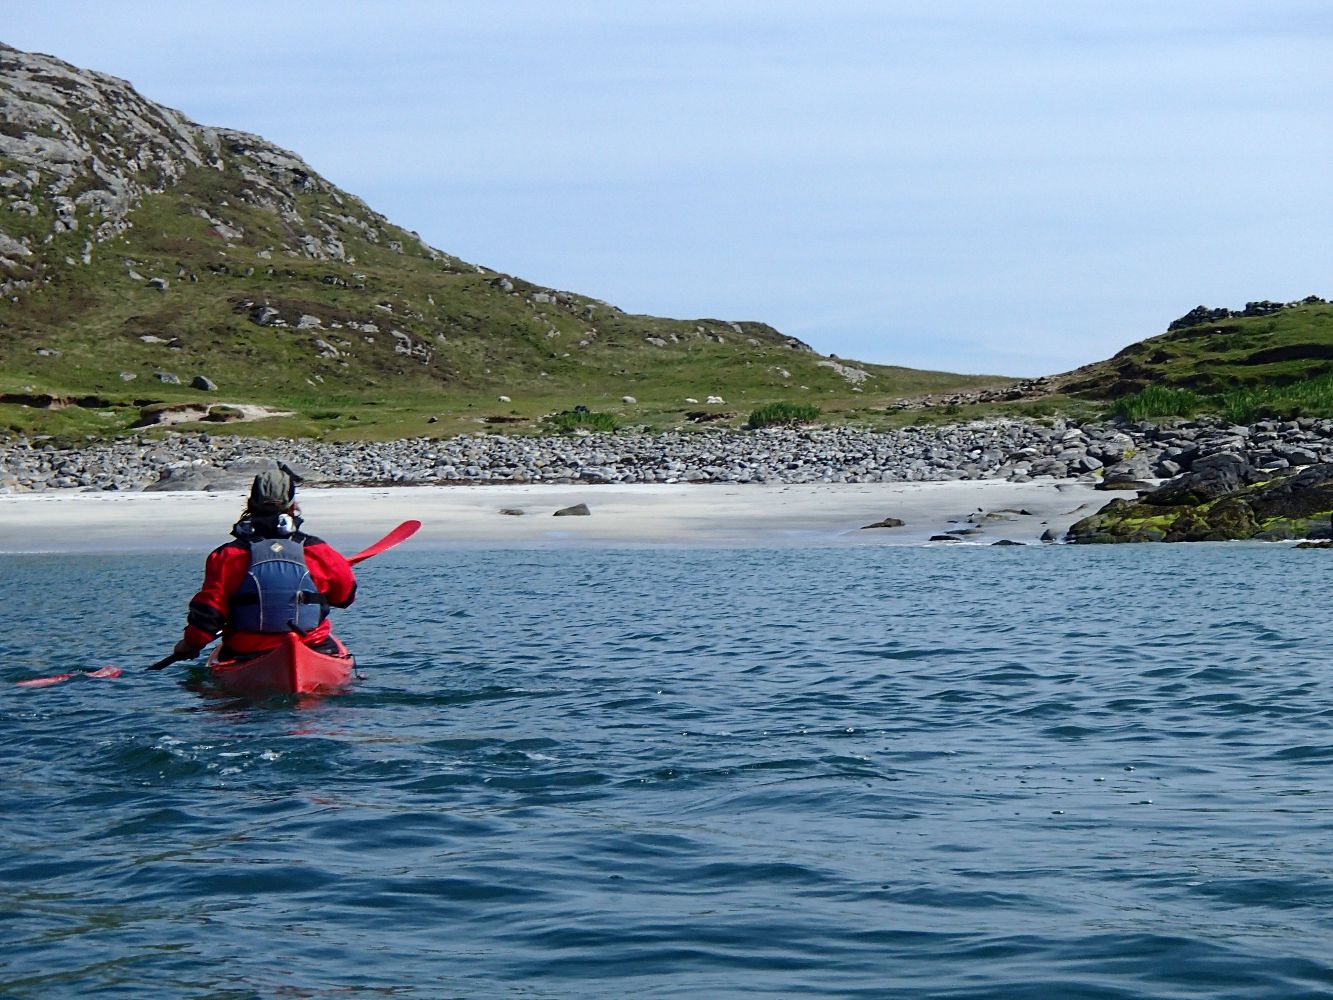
[147,653,182,672]
[147,520,420,671]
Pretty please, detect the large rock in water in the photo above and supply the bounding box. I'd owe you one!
[1067,461,1333,543]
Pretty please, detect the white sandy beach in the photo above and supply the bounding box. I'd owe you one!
[0,480,1113,553]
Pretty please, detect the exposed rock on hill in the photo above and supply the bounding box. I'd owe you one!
[0,42,383,281]
[1166,300,1317,332]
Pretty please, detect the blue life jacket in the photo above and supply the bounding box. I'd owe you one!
[229,538,325,634]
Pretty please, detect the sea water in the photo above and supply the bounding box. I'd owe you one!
[2,544,1332,998]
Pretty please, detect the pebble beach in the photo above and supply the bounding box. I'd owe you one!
[4,415,1330,494]
[6,415,1333,550]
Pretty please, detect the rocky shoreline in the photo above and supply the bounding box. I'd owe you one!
[5,416,1333,495]
[1067,457,1333,543]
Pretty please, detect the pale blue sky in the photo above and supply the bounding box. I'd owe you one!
[7,2,1332,375]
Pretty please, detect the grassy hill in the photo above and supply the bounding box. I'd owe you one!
[0,43,1005,441]
[1052,298,1333,423]
[1059,298,1333,397]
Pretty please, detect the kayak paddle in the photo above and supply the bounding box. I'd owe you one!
[15,665,123,688]
[147,652,184,672]
[347,519,421,565]
[147,520,421,672]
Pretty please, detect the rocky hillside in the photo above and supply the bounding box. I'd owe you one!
[0,42,1001,439]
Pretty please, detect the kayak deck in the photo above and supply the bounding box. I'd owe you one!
[207,632,355,696]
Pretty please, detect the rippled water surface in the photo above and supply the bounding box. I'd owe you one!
[4,544,1333,998]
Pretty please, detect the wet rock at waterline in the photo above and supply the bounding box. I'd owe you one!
[1067,462,1333,543]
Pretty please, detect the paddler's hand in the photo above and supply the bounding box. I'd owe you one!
[172,638,203,660]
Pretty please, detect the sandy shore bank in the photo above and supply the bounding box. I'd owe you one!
[0,480,1113,553]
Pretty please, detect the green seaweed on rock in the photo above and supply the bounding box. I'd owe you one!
[1067,464,1333,543]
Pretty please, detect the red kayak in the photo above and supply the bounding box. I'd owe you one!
[207,632,355,697]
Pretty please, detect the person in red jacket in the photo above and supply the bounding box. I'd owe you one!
[173,465,356,661]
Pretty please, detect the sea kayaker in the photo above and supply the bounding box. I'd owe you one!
[172,464,357,662]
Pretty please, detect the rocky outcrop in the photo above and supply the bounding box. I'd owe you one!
[1165,298,1325,332]
[1067,460,1333,543]
[0,42,408,292]
[0,42,211,260]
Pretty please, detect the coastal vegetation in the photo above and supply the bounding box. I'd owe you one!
[1109,386,1204,422]
[1066,300,1333,401]
[543,409,619,433]
[745,402,822,428]
[1110,370,1333,424]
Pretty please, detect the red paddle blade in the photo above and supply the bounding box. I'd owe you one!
[16,665,123,688]
[347,519,421,565]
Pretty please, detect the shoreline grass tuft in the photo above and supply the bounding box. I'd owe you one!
[1110,374,1333,424]
[544,409,619,433]
[1110,386,1204,422]
[746,401,822,429]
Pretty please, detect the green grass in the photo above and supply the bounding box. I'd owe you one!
[1065,301,1333,400]
[1110,386,1206,421]
[746,401,822,428]
[1216,373,1333,423]
[1106,372,1333,424]
[543,409,619,433]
